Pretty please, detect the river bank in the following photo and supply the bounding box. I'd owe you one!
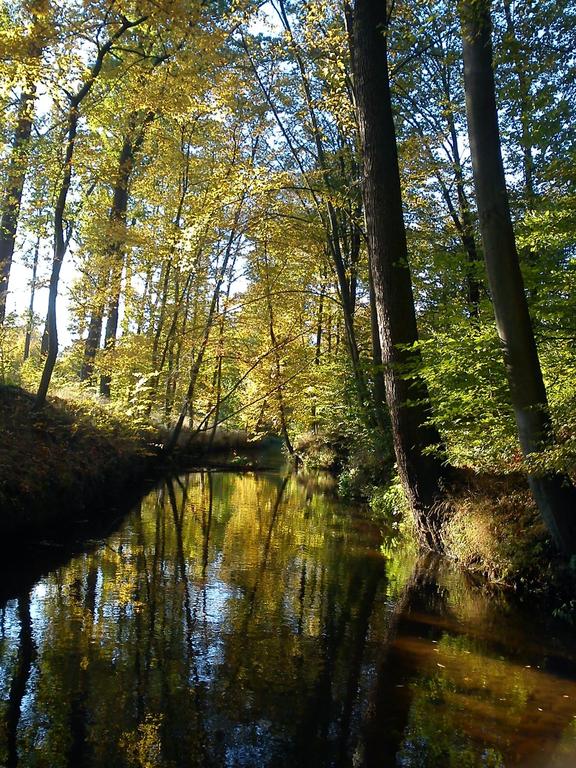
[0,385,278,540]
[0,385,158,538]
[2,384,573,620]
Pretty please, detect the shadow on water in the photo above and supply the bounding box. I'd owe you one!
[1,469,576,767]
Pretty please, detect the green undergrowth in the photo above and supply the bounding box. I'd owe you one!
[0,384,157,533]
[368,476,415,549]
[294,420,394,498]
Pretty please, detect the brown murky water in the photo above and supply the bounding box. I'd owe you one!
[1,471,575,767]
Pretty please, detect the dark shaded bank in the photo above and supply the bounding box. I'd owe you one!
[0,385,159,538]
[0,467,165,606]
[440,471,576,619]
[0,385,282,542]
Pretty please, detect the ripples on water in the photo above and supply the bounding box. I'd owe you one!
[1,471,575,767]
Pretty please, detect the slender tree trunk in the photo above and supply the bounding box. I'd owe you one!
[164,276,193,417]
[137,264,153,334]
[34,109,78,409]
[209,265,236,443]
[311,280,324,434]
[350,0,448,547]
[243,21,372,422]
[502,0,535,205]
[34,15,146,408]
[460,0,576,555]
[163,209,243,455]
[263,243,294,455]
[23,236,40,360]
[445,95,481,317]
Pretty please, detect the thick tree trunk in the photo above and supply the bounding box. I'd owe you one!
[460,0,576,555]
[368,267,389,434]
[351,0,448,547]
[80,304,105,381]
[0,84,37,322]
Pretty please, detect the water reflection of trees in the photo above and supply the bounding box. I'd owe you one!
[1,472,576,767]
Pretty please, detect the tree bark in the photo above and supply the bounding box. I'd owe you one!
[0,86,37,323]
[80,302,105,381]
[34,108,78,409]
[263,240,294,455]
[460,0,576,555]
[350,0,448,547]
[23,236,40,360]
[0,0,43,323]
[368,267,389,434]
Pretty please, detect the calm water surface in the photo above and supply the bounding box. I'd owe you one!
[1,471,576,767]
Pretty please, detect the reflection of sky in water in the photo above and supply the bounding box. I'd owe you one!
[0,471,576,767]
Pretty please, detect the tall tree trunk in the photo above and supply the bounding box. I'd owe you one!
[0,0,43,324]
[444,87,482,317]
[23,235,40,360]
[350,0,448,547]
[34,14,147,408]
[80,301,105,381]
[34,109,78,409]
[460,0,576,555]
[311,282,324,434]
[368,268,389,433]
[263,241,294,455]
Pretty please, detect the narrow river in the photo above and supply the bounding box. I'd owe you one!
[1,471,576,767]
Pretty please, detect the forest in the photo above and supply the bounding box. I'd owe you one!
[1,0,576,568]
[3,2,576,766]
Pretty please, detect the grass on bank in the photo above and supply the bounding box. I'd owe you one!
[369,469,576,620]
